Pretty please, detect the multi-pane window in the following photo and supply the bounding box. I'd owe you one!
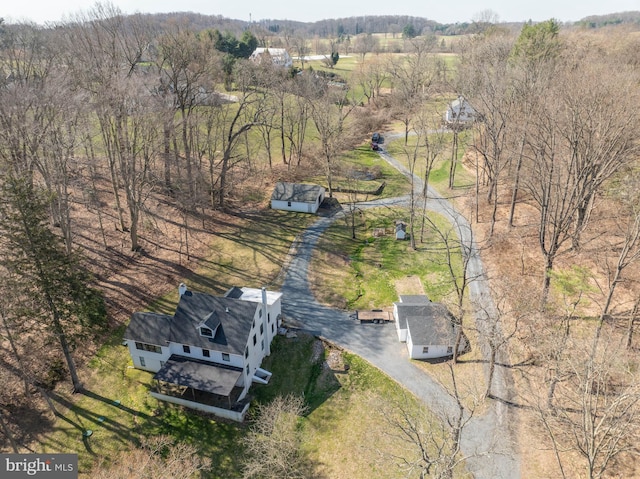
[222,353,230,362]
[200,327,213,337]
[139,356,146,367]
[135,342,162,354]
[422,346,429,354]
[183,345,191,354]
[260,324,264,335]
[202,349,210,358]
[253,334,257,346]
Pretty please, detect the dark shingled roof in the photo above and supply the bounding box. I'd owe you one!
[224,286,244,299]
[154,355,243,396]
[125,290,259,356]
[405,303,458,346]
[396,298,461,347]
[271,182,324,203]
[125,312,172,346]
[171,292,258,355]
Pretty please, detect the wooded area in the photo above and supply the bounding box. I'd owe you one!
[1,5,640,478]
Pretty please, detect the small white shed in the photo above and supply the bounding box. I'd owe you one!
[271,182,326,214]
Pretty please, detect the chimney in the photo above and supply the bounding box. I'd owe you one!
[179,283,187,298]
[262,287,271,356]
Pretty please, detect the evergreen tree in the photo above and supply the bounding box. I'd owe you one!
[0,176,106,392]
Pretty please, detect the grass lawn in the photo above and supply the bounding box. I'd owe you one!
[36,327,450,478]
[310,144,412,204]
[311,206,465,310]
[385,129,476,192]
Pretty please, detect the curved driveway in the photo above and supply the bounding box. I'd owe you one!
[280,148,520,479]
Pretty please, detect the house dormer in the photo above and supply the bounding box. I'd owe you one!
[198,310,221,339]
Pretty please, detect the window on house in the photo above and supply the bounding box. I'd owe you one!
[447,346,453,354]
[245,347,249,359]
[160,361,165,368]
[422,346,429,354]
[271,324,275,333]
[253,334,257,346]
[183,345,191,354]
[259,309,262,318]
[200,327,213,337]
[222,353,230,362]
[246,365,250,375]
[135,342,162,354]
[287,201,292,207]
[260,324,264,335]
[261,339,264,351]
[139,356,146,367]
[268,313,271,323]
[202,349,210,358]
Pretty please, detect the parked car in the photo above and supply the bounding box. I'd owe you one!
[372,132,381,143]
[371,142,380,151]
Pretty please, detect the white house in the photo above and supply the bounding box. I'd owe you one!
[444,96,477,127]
[393,295,467,360]
[271,182,326,214]
[124,284,283,421]
[249,48,293,68]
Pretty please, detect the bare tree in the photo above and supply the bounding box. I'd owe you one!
[388,36,440,145]
[536,332,640,479]
[423,216,475,363]
[92,435,211,479]
[378,364,481,479]
[241,395,309,479]
[309,88,356,198]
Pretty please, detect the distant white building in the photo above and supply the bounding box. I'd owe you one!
[444,96,477,127]
[249,48,293,68]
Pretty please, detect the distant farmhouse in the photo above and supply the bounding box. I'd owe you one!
[271,182,326,214]
[444,96,477,127]
[249,48,293,68]
[124,284,282,421]
[393,295,467,360]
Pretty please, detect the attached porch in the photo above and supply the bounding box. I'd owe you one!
[152,355,250,421]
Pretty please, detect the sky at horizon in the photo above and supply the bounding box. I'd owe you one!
[2,0,639,26]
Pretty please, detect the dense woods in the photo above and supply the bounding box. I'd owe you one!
[1,5,640,478]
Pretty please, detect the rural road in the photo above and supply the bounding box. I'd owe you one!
[280,146,520,478]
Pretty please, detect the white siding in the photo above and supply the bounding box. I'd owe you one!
[406,329,452,360]
[271,199,318,214]
[393,304,407,342]
[126,339,170,372]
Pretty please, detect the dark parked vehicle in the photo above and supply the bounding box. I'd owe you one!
[372,132,381,143]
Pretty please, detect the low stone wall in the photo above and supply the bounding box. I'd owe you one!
[333,181,386,195]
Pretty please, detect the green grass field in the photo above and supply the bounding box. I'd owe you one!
[312,206,464,310]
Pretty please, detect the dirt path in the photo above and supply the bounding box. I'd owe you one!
[280,147,520,479]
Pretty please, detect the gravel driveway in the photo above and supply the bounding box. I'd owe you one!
[280,147,520,479]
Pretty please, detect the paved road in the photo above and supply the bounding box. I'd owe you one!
[280,149,520,479]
